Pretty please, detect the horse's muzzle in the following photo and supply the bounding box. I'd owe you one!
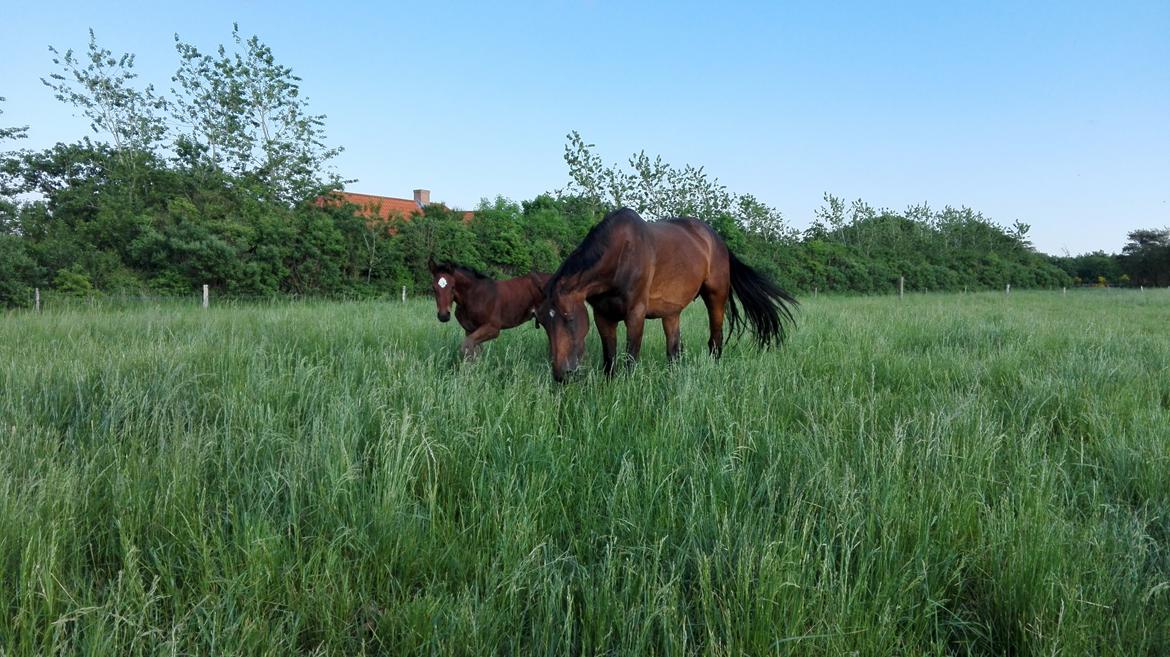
[552,359,580,384]
[437,312,450,323]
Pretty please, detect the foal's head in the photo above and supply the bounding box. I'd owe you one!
[427,257,458,323]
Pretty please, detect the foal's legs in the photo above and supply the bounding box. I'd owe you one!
[662,313,682,363]
[460,324,500,360]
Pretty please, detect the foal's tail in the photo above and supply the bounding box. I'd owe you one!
[726,252,798,348]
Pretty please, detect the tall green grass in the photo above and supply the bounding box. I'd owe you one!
[2,290,1168,655]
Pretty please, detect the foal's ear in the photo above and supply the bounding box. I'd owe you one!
[427,255,437,273]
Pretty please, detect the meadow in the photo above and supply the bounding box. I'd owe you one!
[1,290,1167,656]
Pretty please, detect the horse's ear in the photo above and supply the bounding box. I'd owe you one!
[427,255,437,273]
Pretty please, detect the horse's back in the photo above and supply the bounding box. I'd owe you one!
[494,272,550,328]
[647,218,723,273]
[642,218,725,312]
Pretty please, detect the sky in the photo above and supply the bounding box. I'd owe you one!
[1,0,1167,255]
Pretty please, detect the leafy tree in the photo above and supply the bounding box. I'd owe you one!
[559,132,794,240]
[42,31,168,153]
[1051,251,1121,286]
[1119,228,1170,286]
[472,196,532,276]
[0,97,30,236]
[0,96,28,143]
[397,205,484,290]
[171,24,343,204]
[42,31,168,204]
[0,234,38,307]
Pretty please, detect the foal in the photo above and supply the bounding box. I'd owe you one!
[428,257,551,358]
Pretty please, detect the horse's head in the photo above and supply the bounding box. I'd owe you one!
[536,290,589,383]
[428,256,456,323]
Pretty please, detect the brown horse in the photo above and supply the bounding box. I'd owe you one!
[535,208,797,382]
[428,257,551,358]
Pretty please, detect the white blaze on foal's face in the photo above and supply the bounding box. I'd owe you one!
[437,277,448,289]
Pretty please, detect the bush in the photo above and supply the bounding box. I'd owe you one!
[53,264,94,297]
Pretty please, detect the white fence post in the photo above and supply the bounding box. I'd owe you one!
[1062,287,1067,295]
[1006,283,1011,295]
[899,276,904,299]
[202,284,209,309]
[402,286,407,303]
[35,287,41,312]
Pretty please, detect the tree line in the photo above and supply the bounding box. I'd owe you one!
[2,29,1166,309]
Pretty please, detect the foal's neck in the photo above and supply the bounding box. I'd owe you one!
[452,269,493,303]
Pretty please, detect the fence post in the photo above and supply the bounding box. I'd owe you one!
[1006,283,1011,295]
[402,286,407,303]
[899,276,904,299]
[202,284,209,309]
[814,287,818,298]
[35,287,41,312]
[1062,287,1067,295]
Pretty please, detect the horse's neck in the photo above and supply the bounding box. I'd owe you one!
[558,272,611,300]
[454,273,493,305]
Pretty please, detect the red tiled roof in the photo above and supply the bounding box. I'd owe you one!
[317,190,476,227]
[323,191,422,221]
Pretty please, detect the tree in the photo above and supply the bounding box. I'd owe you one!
[0,97,30,235]
[1119,228,1170,287]
[0,234,38,307]
[42,31,168,159]
[560,131,794,239]
[171,24,343,204]
[0,97,28,143]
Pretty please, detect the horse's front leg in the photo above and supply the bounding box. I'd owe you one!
[594,313,619,377]
[662,313,682,364]
[460,324,500,360]
[623,305,646,368]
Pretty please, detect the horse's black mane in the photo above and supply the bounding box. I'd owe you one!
[549,207,642,288]
[434,261,492,281]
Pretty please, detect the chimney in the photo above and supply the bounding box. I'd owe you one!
[413,189,430,207]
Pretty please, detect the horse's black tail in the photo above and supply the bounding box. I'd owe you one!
[726,251,798,348]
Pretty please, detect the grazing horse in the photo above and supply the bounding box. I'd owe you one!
[428,257,551,359]
[535,208,797,382]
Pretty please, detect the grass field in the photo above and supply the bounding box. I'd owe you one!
[1,290,1168,656]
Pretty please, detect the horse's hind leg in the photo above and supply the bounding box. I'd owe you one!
[662,313,682,363]
[700,287,727,359]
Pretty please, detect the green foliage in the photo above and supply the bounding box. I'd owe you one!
[1119,228,1170,287]
[0,34,1128,306]
[51,263,93,296]
[171,24,343,204]
[0,234,37,307]
[561,131,795,240]
[471,197,531,276]
[1051,251,1122,286]
[42,30,168,153]
[1,293,1167,654]
[0,96,29,144]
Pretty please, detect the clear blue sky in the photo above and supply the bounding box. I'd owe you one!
[2,0,1167,255]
